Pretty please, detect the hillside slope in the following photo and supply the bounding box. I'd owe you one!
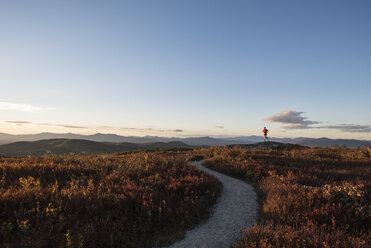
[0,139,191,156]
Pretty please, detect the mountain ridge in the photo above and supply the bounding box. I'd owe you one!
[0,132,370,148]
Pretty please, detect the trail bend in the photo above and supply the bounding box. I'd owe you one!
[165,160,257,248]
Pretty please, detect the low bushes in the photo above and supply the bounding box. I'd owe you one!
[0,152,222,247]
[202,146,370,248]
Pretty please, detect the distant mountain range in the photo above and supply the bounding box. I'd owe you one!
[0,132,370,151]
[0,139,192,157]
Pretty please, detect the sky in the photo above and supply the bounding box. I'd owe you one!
[0,0,370,139]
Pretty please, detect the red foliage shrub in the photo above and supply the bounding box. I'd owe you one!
[202,146,370,248]
[0,152,222,247]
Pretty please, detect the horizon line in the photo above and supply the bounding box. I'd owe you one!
[0,131,370,141]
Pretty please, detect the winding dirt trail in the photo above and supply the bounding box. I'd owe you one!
[165,160,257,248]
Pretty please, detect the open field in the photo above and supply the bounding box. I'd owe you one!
[0,152,221,247]
[1,146,370,248]
[200,146,371,247]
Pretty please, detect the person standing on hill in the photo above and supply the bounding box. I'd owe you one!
[263,127,269,142]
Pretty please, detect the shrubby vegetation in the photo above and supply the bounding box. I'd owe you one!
[1,146,370,248]
[200,146,370,248]
[0,152,221,247]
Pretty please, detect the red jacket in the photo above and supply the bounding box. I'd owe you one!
[263,128,268,135]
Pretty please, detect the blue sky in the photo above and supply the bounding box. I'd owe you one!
[1,1,370,139]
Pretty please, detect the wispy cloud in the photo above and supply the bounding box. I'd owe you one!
[120,127,154,131]
[58,124,87,129]
[4,121,183,133]
[319,124,371,133]
[119,126,183,133]
[0,101,54,113]
[163,129,183,133]
[265,110,320,129]
[265,110,371,133]
[5,121,32,124]
[213,125,225,130]
[5,121,87,129]
[41,123,87,129]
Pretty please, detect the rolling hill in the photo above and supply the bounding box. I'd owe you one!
[0,132,370,148]
[0,139,192,157]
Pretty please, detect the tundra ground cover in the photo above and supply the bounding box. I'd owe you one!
[0,152,222,248]
[201,146,370,248]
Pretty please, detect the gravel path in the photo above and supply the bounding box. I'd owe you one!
[165,160,257,248]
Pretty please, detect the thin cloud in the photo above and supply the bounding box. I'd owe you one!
[265,110,371,133]
[166,129,183,133]
[213,125,225,130]
[281,124,316,130]
[265,110,320,129]
[4,122,182,132]
[58,124,87,129]
[157,129,183,133]
[0,101,54,113]
[120,126,183,133]
[120,127,154,131]
[5,121,32,124]
[5,121,87,129]
[319,124,371,133]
